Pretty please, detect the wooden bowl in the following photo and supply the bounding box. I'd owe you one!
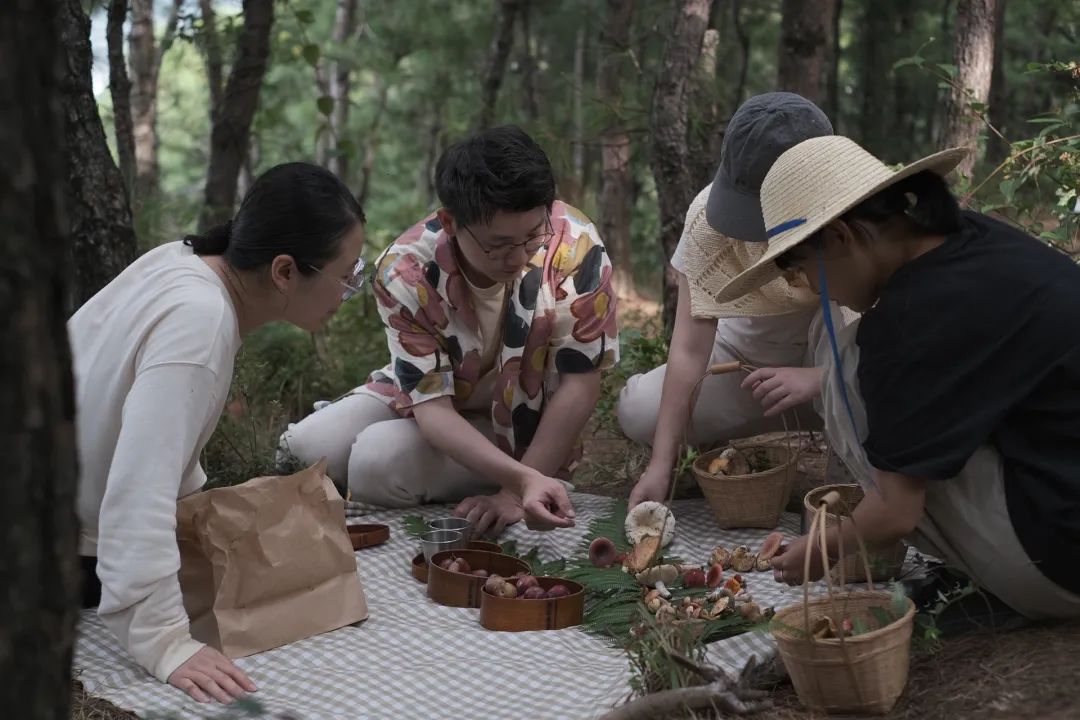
[427,550,530,608]
[347,523,390,550]
[479,576,585,631]
[410,541,504,584]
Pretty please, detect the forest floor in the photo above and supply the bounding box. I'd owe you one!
[71,293,1080,719]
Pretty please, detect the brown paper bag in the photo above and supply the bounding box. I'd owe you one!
[176,459,368,658]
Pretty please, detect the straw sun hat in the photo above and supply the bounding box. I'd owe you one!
[711,136,968,305]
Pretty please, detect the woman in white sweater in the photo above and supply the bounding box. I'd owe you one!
[69,162,367,704]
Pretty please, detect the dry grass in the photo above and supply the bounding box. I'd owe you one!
[71,680,137,720]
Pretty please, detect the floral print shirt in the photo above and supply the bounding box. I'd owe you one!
[355,201,620,465]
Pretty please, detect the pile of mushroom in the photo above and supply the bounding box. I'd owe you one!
[623,501,676,572]
[710,531,784,574]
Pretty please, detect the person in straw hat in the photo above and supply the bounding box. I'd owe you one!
[722,135,1080,620]
[620,92,852,509]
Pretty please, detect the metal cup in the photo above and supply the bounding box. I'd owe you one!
[420,529,467,563]
[428,516,473,541]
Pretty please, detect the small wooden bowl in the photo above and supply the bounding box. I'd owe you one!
[347,523,390,550]
[427,550,530,608]
[479,576,585,631]
[410,541,504,584]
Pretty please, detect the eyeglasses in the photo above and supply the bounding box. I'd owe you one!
[459,213,555,259]
[309,257,366,301]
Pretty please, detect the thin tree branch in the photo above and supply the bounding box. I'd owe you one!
[106,0,136,201]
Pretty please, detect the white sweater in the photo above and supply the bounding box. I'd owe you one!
[69,241,240,682]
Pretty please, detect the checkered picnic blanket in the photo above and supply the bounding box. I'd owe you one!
[74,493,912,720]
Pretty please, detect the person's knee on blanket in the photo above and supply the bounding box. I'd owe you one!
[345,421,429,508]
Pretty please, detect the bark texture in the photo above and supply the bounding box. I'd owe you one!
[650,0,710,336]
[61,0,137,309]
[776,0,835,105]
[107,0,136,200]
[200,0,275,229]
[476,0,519,131]
[942,0,998,178]
[0,1,81,717]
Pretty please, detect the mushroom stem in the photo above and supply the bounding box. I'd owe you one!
[654,580,671,599]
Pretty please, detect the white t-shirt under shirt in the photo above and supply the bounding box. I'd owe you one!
[69,241,240,682]
[457,274,508,412]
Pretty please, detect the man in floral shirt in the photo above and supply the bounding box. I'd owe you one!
[281,126,619,534]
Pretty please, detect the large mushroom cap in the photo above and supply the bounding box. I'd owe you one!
[624,501,675,546]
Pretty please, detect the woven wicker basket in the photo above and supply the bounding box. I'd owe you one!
[804,484,908,583]
[693,444,796,529]
[772,490,915,714]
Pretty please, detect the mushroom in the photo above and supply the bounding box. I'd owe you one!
[706,447,749,476]
[709,546,732,568]
[737,601,764,623]
[729,545,756,573]
[755,556,773,572]
[707,596,731,618]
[623,502,676,572]
[656,604,677,623]
[635,564,679,599]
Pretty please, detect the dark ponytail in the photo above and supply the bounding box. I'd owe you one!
[184,162,366,274]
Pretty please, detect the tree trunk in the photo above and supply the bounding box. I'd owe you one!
[107,0,136,201]
[825,0,842,124]
[199,0,224,121]
[858,1,893,157]
[129,0,182,211]
[317,0,359,179]
[650,0,710,336]
[62,0,137,310]
[519,0,539,123]
[200,0,275,230]
[985,0,1009,164]
[730,0,750,111]
[417,75,447,208]
[891,1,920,160]
[598,0,635,296]
[572,23,588,190]
[358,76,389,208]
[689,28,722,190]
[0,2,80,718]
[776,0,833,106]
[476,0,519,131]
[942,0,997,178]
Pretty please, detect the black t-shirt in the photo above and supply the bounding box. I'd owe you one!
[856,211,1080,594]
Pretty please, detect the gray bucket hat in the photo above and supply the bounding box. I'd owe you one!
[705,92,833,242]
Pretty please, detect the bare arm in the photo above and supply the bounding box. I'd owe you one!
[520,369,602,476]
[629,274,717,505]
[771,469,927,584]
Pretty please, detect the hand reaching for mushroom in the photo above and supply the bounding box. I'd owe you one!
[453,490,524,538]
[518,471,576,531]
[769,534,827,586]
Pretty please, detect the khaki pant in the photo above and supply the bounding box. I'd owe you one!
[815,317,1080,620]
[278,394,499,508]
[617,307,855,447]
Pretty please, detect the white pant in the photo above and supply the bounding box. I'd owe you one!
[278,394,499,508]
[814,317,1080,620]
[616,308,836,447]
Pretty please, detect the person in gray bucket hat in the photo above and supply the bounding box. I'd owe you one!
[619,92,853,508]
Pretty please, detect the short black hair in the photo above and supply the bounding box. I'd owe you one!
[434,125,556,227]
[776,170,962,270]
[185,162,365,274]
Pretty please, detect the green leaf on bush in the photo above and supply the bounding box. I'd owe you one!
[317,96,334,116]
[302,43,321,67]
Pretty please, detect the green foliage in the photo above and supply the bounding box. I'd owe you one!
[402,515,428,538]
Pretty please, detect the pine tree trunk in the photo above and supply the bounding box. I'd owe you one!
[598,0,635,296]
[62,0,137,310]
[0,2,81,718]
[358,77,389,208]
[776,0,834,105]
[689,27,722,190]
[199,0,224,122]
[858,1,893,157]
[650,0,710,336]
[519,0,539,123]
[985,0,1009,164]
[129,0,158,207]
[476,0,519,131]
[200,0,275,229]
[107,0,136,201]
[942,0,997,178]
[825,0,842,124]
[730,0,750,110]
[317,0,358,180]
[572,23,587,191]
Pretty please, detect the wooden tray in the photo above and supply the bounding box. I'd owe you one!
[479,576,585,631]
[347,523,390,550]
[427,550,529,608]
[411,541,503,583]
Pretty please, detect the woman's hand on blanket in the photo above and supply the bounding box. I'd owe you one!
[454,490,524,537]
[769,534,827,586]
[741,367,824,417]
[519,472,577,531]
[168,646,257,704]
